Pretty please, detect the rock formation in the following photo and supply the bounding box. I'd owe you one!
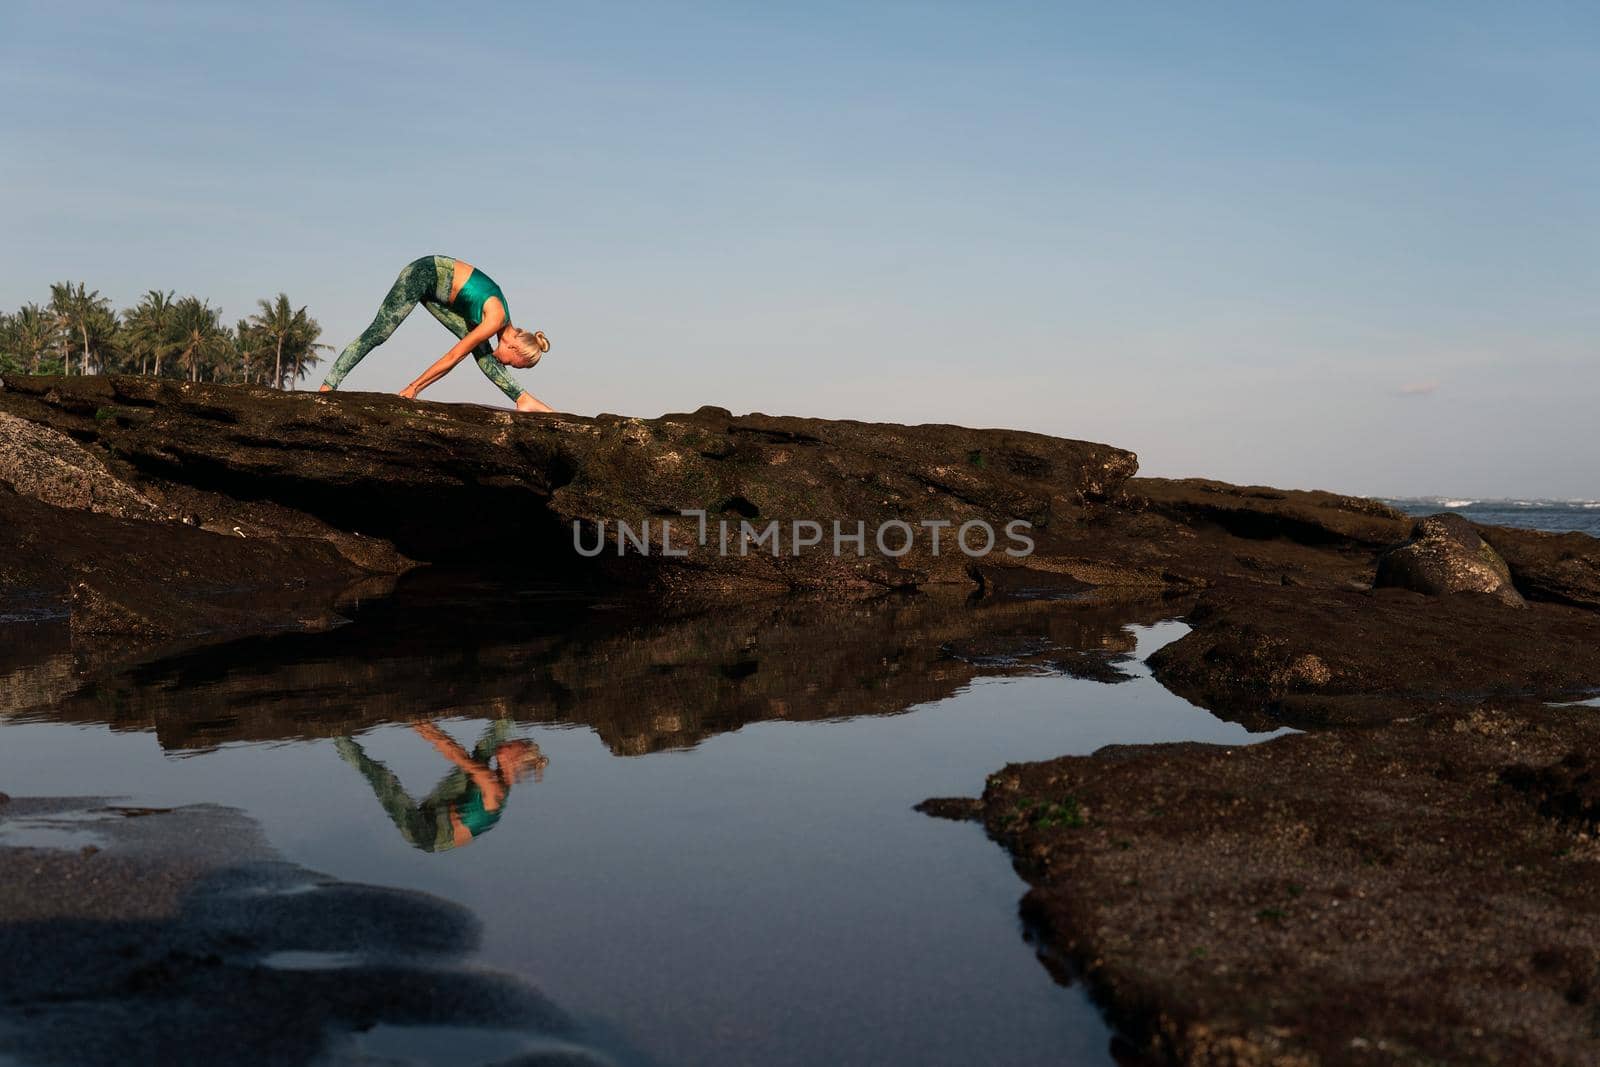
[0,375,1143,625]
[7,374,1600,1065]
[3,372,1597,653]
[1375,512,1525,606]
[935,702,1600,1066]
[0,410,163,520]
[1475,522,1600,610]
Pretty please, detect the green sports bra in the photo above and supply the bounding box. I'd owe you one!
[455,785,504,839]
[453,268,509,328]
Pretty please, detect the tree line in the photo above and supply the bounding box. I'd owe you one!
[0,283,329,388]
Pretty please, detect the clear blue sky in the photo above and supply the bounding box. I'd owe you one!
[3,1,1596,497]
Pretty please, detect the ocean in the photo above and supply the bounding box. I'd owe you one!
[1384,498,1600,538]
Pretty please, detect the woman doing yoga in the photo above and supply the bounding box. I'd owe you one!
[319,255,554,412]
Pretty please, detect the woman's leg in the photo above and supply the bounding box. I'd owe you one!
[420,300,528,403]
[321,257,436,390]
[333,737,458,851]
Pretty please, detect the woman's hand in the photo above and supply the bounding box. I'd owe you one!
[412,721,447,742]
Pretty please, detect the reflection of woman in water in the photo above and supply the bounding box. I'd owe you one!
[335,719,548,853]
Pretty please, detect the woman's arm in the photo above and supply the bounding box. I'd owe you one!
[474,352,555,412]
[413,721,480,769]
[413,722,509,808]
[400,305,506,399]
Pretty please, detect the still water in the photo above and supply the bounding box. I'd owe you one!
[0,578,1280,1065]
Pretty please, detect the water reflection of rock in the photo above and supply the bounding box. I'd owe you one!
[0,798,626,1066]
[1,575,1185,756]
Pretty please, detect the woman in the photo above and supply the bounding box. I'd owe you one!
[319,255,554,412]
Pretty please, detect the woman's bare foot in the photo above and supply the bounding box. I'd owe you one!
[515,392,554,413]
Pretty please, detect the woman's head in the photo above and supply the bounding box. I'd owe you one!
[494,739,549,783]
[496,328,550,369]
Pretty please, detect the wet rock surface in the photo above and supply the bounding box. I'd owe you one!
[1477,522,1600,611]
[938,703,1600,1066]
[1376,512,1524,606]
[9,374,1600,1063]
[1146,581,1600,728]
[0,798,619,1066]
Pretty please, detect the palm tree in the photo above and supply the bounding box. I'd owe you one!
[13,287,325,384]
[0,313,16,373]
[170,296,229,383]
[49,281,115,375]
[7,304,60,373]
[121,290,180,377]
[249,293,326,390]
[83,301,120,374]
[251,293,296,388]
[232,318,259,384]
[288,329,329,389]
[47,282,75,375]
[211,322,242,383]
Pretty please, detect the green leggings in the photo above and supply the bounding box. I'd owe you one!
[334,721,514,853]
[321,256,526,402]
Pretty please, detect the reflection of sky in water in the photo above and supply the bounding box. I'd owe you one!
[332,1024,612,1066]
[0,616,1285,1067]
[0,817,109,852]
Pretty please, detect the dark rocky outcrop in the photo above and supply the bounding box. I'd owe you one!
[0,375,1141,623]
[1126,476,1411,548]
[914,494,1600,1064]
[0,488,373,642]
[941,704,1600,1067]
[1076,476,1416,595]
[10,374,1600,1065]
[8,375,1594,647]
[1477,522,1600,611]
[1146,582,1600,727]
[0,410,163,520]
[1376,512,1524,606]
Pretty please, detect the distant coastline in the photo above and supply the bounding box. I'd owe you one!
[1384,497,1600,537]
